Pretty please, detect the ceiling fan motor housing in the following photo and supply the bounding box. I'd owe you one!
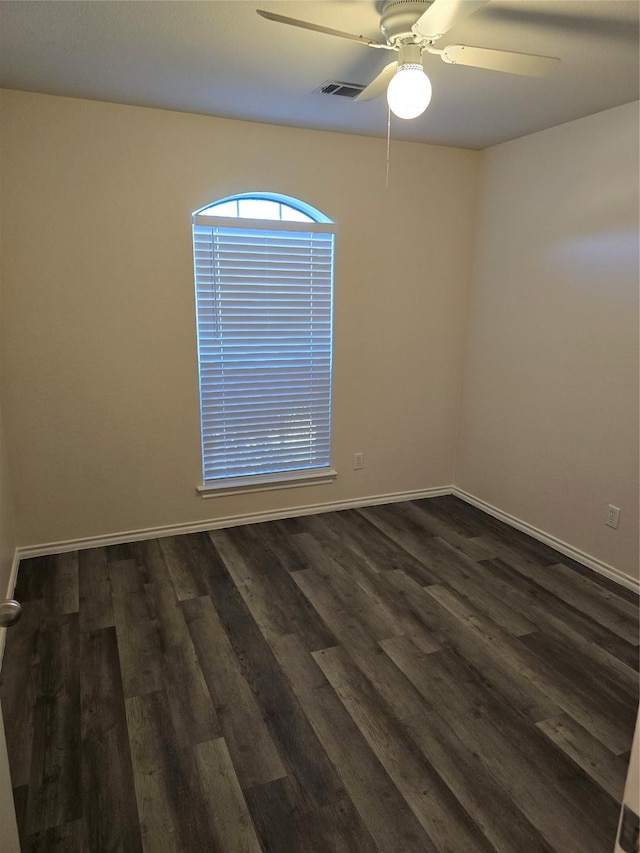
[380,0,431,43]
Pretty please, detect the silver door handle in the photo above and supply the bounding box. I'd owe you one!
[0,600,21,628]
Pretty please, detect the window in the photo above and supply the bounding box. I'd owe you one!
[192,193,336,495]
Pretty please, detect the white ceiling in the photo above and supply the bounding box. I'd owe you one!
[0,0,638,149]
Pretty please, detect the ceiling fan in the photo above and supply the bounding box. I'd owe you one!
[257,0,560,119]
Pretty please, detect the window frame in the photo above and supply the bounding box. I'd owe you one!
[192,193,337,497]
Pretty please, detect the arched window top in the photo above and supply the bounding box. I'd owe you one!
[195,192,332,224]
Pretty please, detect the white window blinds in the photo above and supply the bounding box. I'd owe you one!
[193,215,335,484]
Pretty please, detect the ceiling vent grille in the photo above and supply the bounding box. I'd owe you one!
[316,80,366,98]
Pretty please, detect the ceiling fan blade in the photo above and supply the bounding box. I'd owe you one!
[442,44,560,76]
[256,10,388,48]
[413,0,490,41]
[355,61,398,101]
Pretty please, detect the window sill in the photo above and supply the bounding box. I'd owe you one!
[197,468,338,499]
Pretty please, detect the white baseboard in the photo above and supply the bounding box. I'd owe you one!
[15,485,452,561]
[11,485,638,598]
[452,487,640,595]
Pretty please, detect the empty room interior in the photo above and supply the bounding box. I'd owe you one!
[0,1,638,851]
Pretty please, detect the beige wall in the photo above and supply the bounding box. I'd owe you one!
[1,91,637,585]
[0,90,478,546]
[456,102,639,582]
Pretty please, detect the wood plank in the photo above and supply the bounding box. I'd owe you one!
[125,691,214,853]
[536,713,629,802]
[414,494,504,538]
[145,581,220,747]
[313,508,435,576]
[518,628,637,754]
[209,526,336,651]
[547,561,640,640]
[382,639,619,853]
[423,537,538,635]
[309,797,382,853]
[293,518,442,651]
[130,537,176,588]
[363,500,496,562]
[182,595,287,790]
[0,600,43,788]
[271,634,437,853]
[357,504,443,582]
[383,569,561,723]
[192,737,263,853]
[80,627,143,852]
[25,614,81,835]
[552,552,640,604]
[21,819,84,852]
[480,539,639,644]
[292,536,404,642]
[379,635,556,853]
[158,533,217,601]
[362,504,538,636]
[195,540,348,811]
[13,555,53,604]
[47,552,79,615]
[427,582,635,755]
[124,692,183,853]
[453,505,570,566]
[516,590,637,708]
[245,776,318,853]
[246,518,315,573]
[12,784,29,842]
[296,516,392,596]
[78,547,114,632]
[313,644,495,853]
[271,632,330,695]
[292,567,395,666]
[104,543,136,563]
[478,557,640,678]
[320,631,428,726]
[110,559,163,699]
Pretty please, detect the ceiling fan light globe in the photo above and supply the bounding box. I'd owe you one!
[386,65,432,119]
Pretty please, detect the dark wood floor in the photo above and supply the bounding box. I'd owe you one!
[1,495,638,852]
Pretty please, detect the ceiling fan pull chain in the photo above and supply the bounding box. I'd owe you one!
[385,105,392,188]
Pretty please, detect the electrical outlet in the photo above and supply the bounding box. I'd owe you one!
[606,504,621,529]
[353,452,364,470]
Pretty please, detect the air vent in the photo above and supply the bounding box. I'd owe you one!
[316,80,366,98]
